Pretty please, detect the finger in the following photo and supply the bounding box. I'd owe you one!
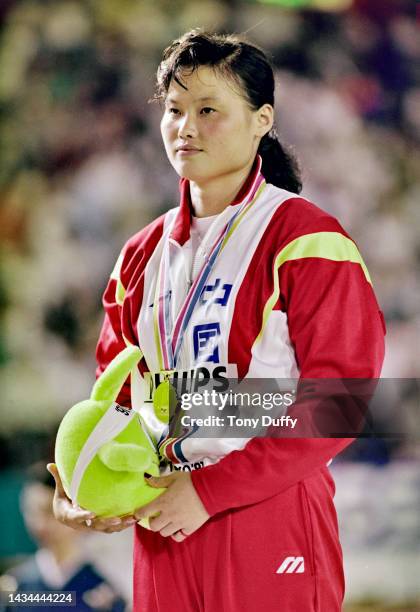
[62,499,96,520]
[59,512,93,531]
[102,524,126,534]
[92,515,136,530]
[134,501,161,521]
[159,522,179,538]
[103,517,137,530]
[47,463,67,497]
[91,517,123,531]
[105,520,136,533]
[120,517,137,528]
[70,501,97,519]
[63,521,92,532]
[148,513,170,533]
[115,519,137,530]
[179,526,194,536]
[147,475,175,488]
[171,531,187,543]
[63,504,96,523]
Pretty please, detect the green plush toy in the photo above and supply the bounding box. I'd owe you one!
[55,345,165,519]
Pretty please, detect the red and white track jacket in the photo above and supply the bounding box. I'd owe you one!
[96,158,386,517]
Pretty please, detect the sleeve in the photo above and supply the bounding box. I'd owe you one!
[191,236,386,517]
[95,247,134,409]
[95,214,167,410]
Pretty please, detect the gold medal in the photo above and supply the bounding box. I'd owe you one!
[153,374,177,424]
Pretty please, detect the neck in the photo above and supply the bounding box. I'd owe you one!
[189,161,255,218]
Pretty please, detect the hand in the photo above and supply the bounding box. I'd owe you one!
[134,472,210,542]
[46,463,137,533]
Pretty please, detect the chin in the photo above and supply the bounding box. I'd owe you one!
[173,161,210,183]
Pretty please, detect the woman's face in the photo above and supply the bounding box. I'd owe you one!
[160,65,271,184]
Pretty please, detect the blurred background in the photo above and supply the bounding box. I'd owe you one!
[0,0,419,610]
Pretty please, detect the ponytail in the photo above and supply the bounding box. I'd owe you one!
[258,130,302,194]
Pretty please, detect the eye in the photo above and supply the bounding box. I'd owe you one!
[167,107,180,115]
[200,107,215,115]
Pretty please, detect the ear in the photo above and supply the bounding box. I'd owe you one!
[90,345,143,403]
[255,104,274,138]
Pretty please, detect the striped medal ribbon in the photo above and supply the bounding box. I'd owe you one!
[152,163,266,459]
[151,162,266,452]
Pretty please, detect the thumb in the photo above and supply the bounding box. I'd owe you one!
[146,474,174,489]
[46,463,66,496]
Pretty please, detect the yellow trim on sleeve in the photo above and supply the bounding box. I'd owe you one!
[110,250,126,306]
[275,232,371,282]
[255,231,371,346]
[115,279,126,306]
[110,250,125,281]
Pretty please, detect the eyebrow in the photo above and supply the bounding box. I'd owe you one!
[165,96,220,104]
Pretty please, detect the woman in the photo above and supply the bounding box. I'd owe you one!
[49,30,385,611]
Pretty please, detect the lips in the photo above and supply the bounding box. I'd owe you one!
[176,145,202,152]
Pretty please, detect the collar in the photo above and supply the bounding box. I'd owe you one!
[170,155,264,246]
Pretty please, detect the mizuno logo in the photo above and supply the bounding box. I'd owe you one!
[276,557,305,574]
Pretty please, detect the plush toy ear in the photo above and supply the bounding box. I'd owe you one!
[91,345,143,403]
[97,441,156,472]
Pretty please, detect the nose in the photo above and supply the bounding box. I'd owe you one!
[178,113,198,139]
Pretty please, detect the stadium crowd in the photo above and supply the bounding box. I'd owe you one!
[0,0,419,608]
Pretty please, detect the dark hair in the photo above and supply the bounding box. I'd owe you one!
[154,29,302,194]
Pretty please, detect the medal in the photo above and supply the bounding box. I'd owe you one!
[152,375,177,424]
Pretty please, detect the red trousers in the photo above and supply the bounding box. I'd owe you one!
[133,466,345,612]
